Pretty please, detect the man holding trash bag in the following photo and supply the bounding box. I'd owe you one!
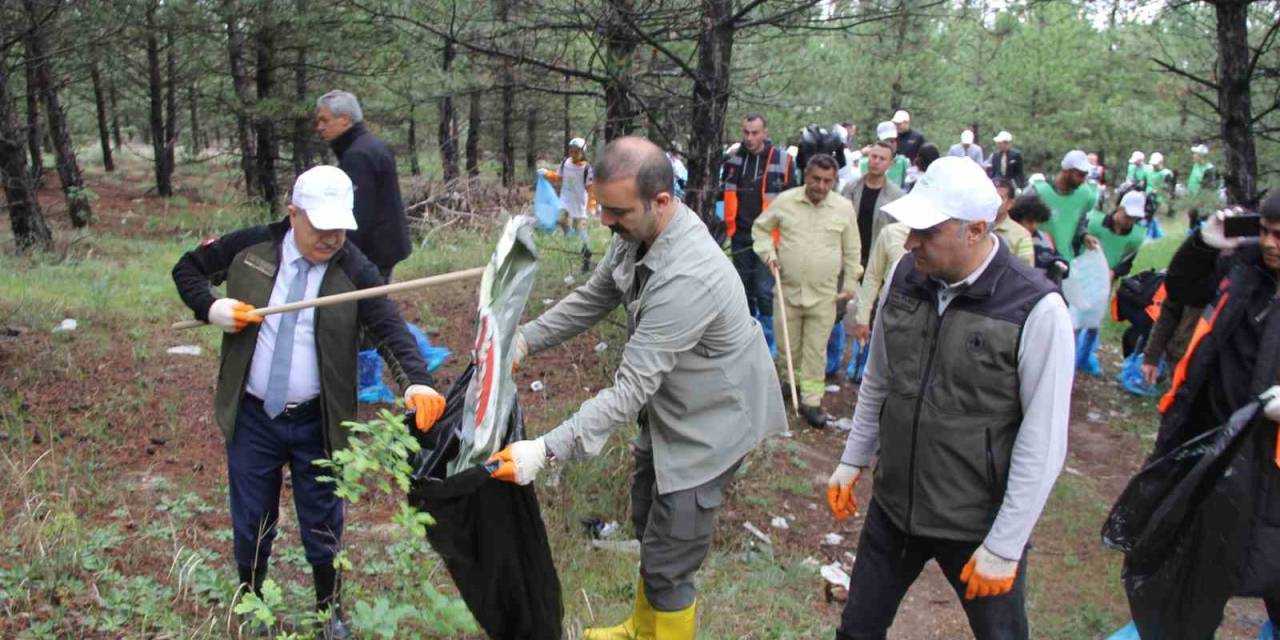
[826,157,1074,640]
[171,166,446,639]
[489,137,786,639]
[1106,195,1280,639]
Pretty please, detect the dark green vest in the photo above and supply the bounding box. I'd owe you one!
[875,242,1055,541]
[214,240,360,451]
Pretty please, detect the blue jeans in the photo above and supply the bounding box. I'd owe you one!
[730,232,774,318]
[227,396,344,571]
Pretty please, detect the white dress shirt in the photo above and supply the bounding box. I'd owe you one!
[245,230,329,404]
[840,238,1074,560]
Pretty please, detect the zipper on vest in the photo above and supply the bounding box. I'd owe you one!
[905,310,945,538]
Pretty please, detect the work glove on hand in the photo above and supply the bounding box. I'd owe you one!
[208,298,262,333]
[1201,207,1254,251]
[826,464,861,521]
[512,328,529,371]
[961,545,1019,600]
[488,438,548,485]
[405,385,446,432]
[1262,385,1280,422]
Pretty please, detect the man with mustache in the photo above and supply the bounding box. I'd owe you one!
[492,137,786,639]
[171,166,446,639]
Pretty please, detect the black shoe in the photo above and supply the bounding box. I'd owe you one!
[800,405,832,429]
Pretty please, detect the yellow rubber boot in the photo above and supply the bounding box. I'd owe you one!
[653,601,697,639]
[583,578,655,640]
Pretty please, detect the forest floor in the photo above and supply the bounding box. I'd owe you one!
[0,156,1270,638]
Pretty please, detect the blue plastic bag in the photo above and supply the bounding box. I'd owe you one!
[1105,621,1141,640]
[359,322,452,404]
[826,322,846,377]
[846,339,871,383]
[533,174,562,232]
[1063,248,1112,330]
[715,200,725,222]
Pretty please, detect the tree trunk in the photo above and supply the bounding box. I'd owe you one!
[525,105,537,179]
[23,44,42,184]
[225,4,256,198]
[602,0,638,141]
[291,17,311,177]
[145,4,173,196]
[437,34,458,182]
[164,29,178,171]
[1,62,50,250]
[563,90,570,150]
[188,82,201,153]
[89,61,114,172]
[407,102,420,176]
[1214,0,1256,205]
[253,11,279,215]
[25,0,91,226]
[496,0,514,187]
[685,0,735,233]
[108,73,122,150]
[466,90,481,177]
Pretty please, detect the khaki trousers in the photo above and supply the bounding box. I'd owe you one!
[775,295,838,407]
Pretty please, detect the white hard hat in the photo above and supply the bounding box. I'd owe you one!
[875,121,898,141]
[568,137,587,150]
[1119,190,1147,218]
[880,157,1000,230]
[291,166,356,230]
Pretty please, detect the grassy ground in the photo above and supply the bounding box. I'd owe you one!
[1,159,1270,638]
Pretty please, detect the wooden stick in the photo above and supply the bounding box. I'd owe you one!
[771,263,800,418]
[171,266,487,330]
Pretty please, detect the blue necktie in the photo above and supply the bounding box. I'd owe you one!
[263,258,312,418]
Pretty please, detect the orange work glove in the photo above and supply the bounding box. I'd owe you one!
[207,298,263,333]
[404,385,445,432]
[960,546,1019,600]
[826,463,860,521]
[487,438,547,485]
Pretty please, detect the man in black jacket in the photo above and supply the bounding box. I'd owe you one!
[172,166,445,639]
[1141,195,1280,637]
[988,131,1025,188]
[315,90,411,282]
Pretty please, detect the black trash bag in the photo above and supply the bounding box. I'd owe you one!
[1101,400,1263,640]
[405,364,563,640]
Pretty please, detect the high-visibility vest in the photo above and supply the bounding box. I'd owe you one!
[721,144,791,238]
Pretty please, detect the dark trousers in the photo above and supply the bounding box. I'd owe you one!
[730,231,774,318]
[836,500,1029,640]
[227,396,344,572]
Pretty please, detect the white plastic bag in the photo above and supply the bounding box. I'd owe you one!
[1063,248,1111,330]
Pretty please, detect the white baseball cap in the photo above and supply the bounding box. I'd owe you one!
[993,130,1013,143]
[1061,149,1093,173]
[960,130,974,145]
[876,121,898,141]
[891,110,911,124]
[880,156,1000,230]
[1119,190,1147,218]
[1190,144,1209,155]
[1150,152,1165,166]
[568,137,587,150]
[290,166,357,230]
[1129,150,1145,164]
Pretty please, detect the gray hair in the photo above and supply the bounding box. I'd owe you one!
[317,90,363,123]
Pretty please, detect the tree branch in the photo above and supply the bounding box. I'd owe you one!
[1151,56,1220,93]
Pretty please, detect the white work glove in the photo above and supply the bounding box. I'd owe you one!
[1262,385,1280,422]
[961,545,1019,600]
[825,463,861,521]
[207,298,262,333]
[1201,208,1253,251]
[404,385,446,432]
[512,328,529,370]
[487,438,548,485]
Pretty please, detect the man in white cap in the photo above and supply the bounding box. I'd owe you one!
[1186,144,1216,197]
[542,137,597,268]
[892,109,927,162]
[1146,152,1174,214]
[988,131,1024,187]
[1031,149,1098,260]
[1125,150,1149,190]
[171,166,447,639]
[948,129,985,166]
[825,156,1073,640]
[1073,190,1151,377]
[859,121,910,189]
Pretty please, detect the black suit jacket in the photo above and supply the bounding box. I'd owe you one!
[329,123,411,272]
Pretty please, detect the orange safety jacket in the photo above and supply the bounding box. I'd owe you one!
[720,143,791,238]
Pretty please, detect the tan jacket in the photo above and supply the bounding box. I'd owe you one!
[995,217,1035,267]
[854,222,910,326]
[751,187,863,307]
[840,175,904,250]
